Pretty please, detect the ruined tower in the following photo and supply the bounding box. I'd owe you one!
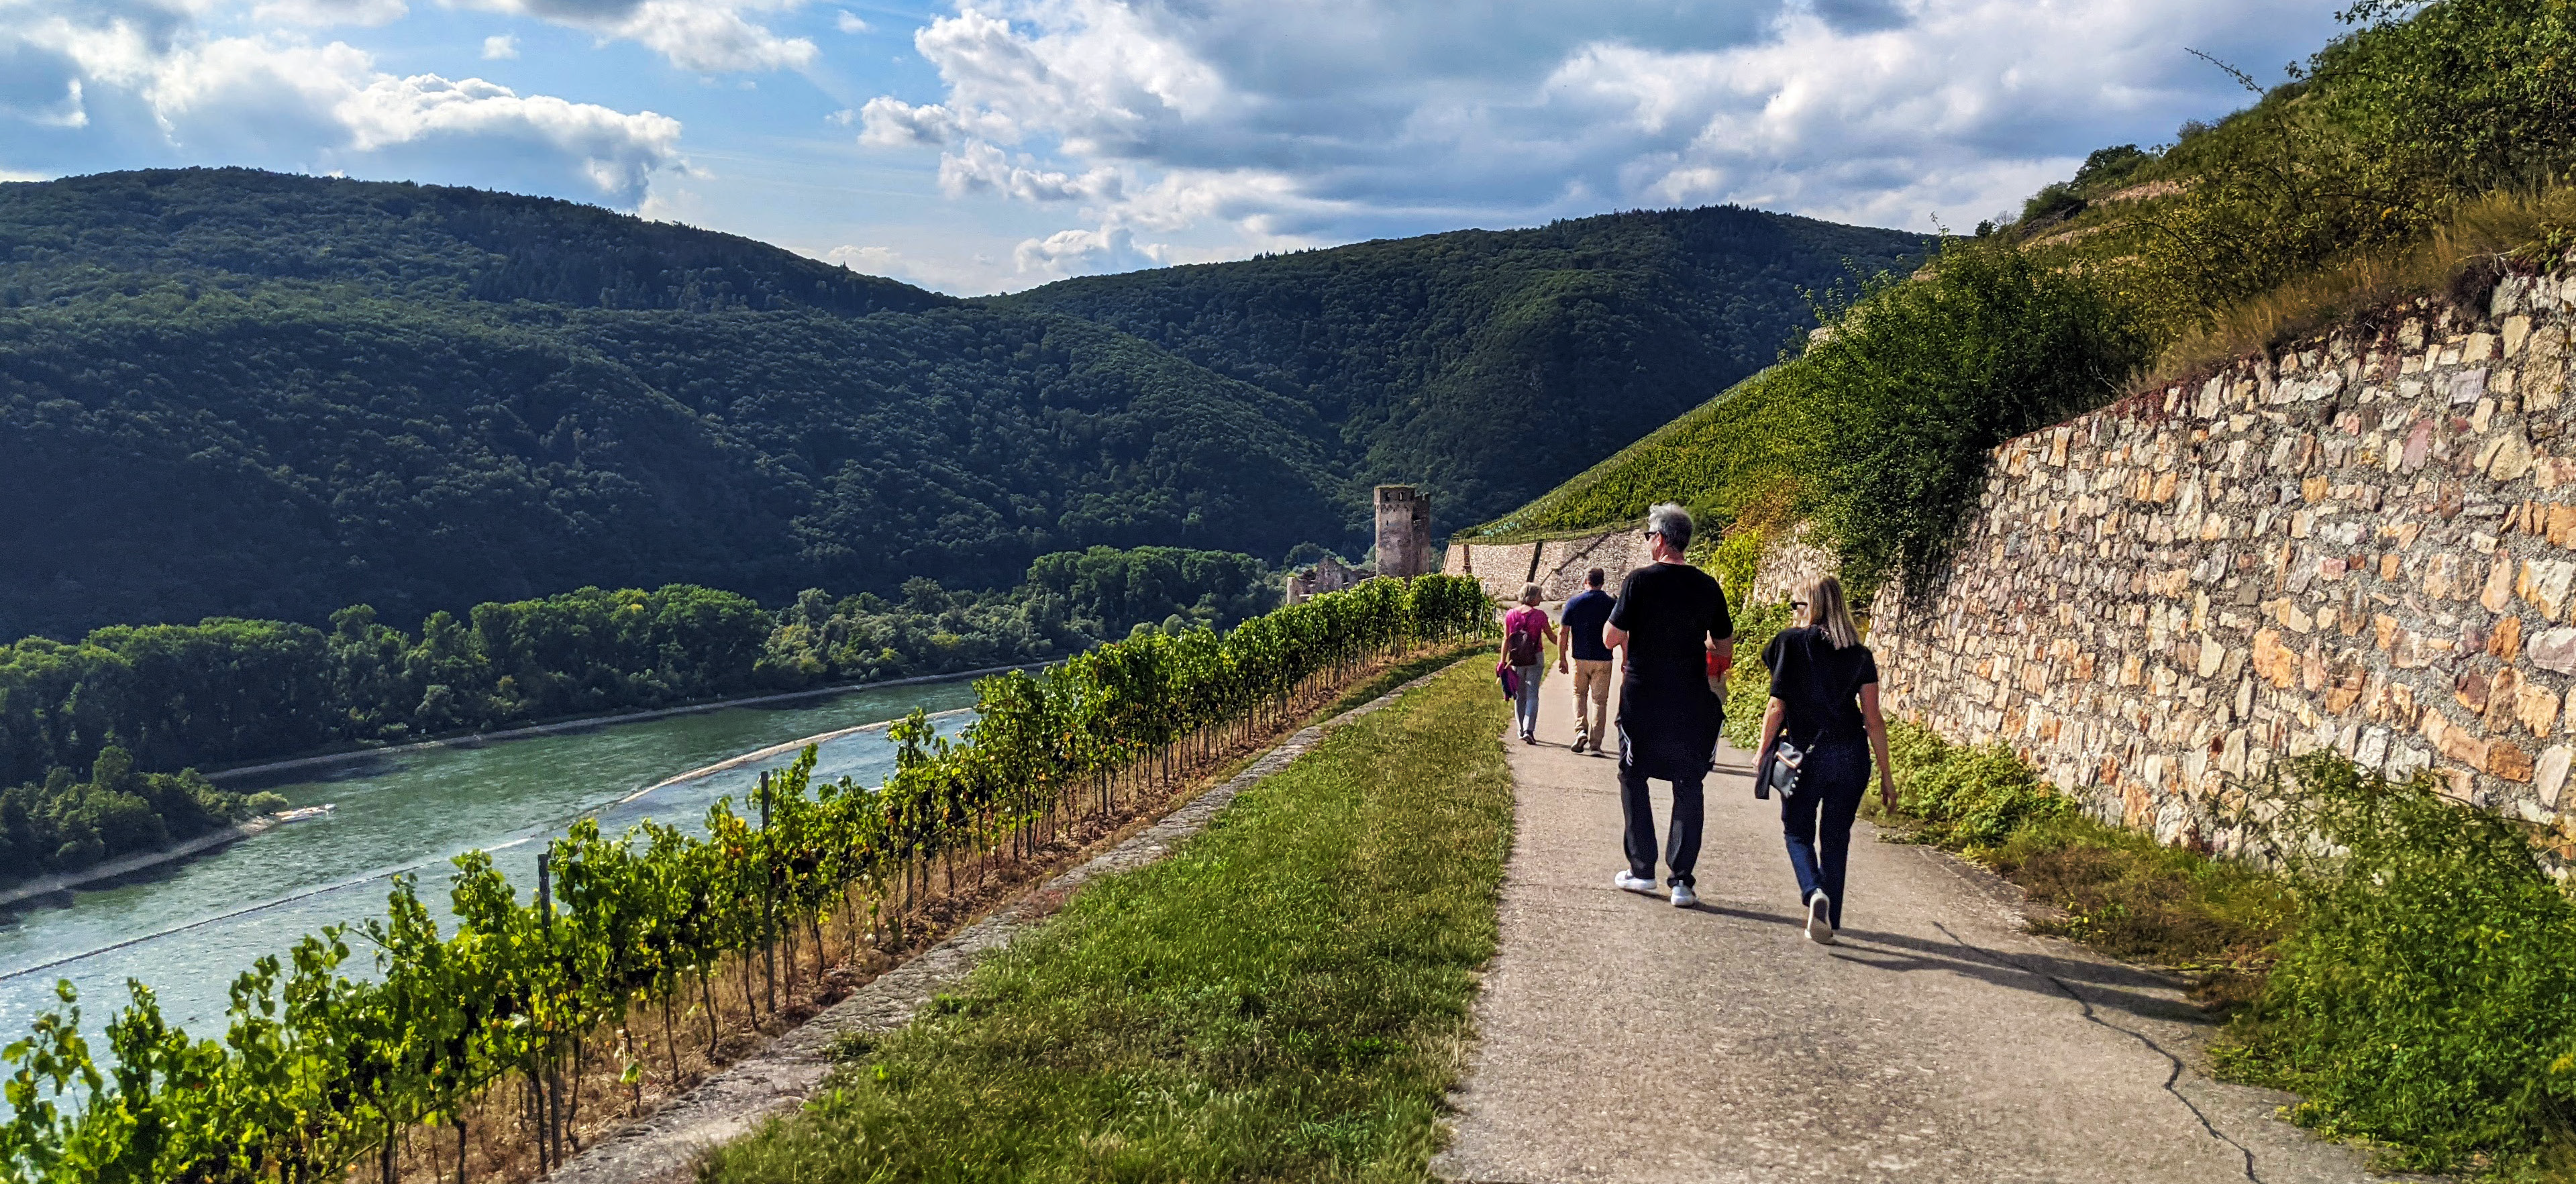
[1374,486,1431,578]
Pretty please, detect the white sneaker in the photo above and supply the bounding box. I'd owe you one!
[1671,883,1698,908]
[1614,871,1659,896]
[1804,891,1836,945]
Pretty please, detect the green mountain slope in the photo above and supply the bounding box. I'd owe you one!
[1,169,1921,639]
[0,167,942,315]
[998,207,1928,528]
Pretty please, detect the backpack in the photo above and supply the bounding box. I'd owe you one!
[1505,614,1543,665]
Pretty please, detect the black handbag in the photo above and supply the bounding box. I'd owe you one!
[1757,739,1803,800]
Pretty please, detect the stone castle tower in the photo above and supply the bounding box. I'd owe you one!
[1374,486,1431,578]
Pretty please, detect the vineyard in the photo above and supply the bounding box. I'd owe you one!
[0,575,1491,1183]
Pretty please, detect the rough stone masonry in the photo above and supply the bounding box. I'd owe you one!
[1871,268,2576,859]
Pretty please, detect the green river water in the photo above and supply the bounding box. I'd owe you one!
[0,678,982,1043]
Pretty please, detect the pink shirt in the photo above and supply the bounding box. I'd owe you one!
[1504,606,1550,645]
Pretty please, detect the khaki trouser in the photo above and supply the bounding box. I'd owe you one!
[1570,659,1612,747]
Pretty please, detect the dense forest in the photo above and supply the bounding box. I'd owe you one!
[999,208,1927,528]
[1,170,1922,638]
[0,543,1274,885]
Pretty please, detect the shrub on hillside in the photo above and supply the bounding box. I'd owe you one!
[1792,237,2151,597]
[2218,752,2576,1172]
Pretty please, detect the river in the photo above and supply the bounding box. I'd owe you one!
[0,678,982,1042]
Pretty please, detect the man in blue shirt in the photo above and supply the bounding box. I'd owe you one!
[1559,568,1617,753]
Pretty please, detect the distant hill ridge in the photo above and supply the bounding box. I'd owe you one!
[0,169,1925,638]
[1,167,945,315]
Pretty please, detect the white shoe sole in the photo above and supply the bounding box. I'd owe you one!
[1805,895,1836,945]
[1614,875,1660,896]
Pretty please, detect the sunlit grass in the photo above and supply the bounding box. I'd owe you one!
[701,659,1513,1184]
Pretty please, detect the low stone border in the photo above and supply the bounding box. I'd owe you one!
[550,667,1449,1184]
[0,818,274,911]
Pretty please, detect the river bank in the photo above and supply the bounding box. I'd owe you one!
[203,661,1041,785]
[0,675,986,1038]
[0,818,278,910]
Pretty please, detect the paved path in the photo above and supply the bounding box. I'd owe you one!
[1438,670,2385,1184]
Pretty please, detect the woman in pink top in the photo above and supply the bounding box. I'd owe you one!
[1503,582,1565,743]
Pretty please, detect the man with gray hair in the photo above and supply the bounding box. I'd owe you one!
[1600,502,1735,908]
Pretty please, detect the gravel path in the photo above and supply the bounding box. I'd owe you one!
[1435,671,2392,1184]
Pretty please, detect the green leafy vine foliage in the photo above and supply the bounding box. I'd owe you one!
[0,574,1490,1183]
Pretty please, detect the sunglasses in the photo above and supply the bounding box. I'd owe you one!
[1792,600,1810,608]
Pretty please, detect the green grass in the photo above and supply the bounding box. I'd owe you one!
[1308,643,1492,725]
[700,659,1514,1184]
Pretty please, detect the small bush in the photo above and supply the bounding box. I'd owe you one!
[1893,733,2071,849]
[2216,753,2576,1173]
[1718,602,1792,748]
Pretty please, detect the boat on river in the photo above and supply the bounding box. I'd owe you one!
[271,804,336,823]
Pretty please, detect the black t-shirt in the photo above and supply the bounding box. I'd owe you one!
[1763,626,1880,745]
[1608,562,1733,686]
[1608,562,1733,779]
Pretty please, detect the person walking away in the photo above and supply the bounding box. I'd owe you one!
[1754,575,1896,945]
[1503,583,1562,745]
[1560,568,1616,754]
[1601,504,1734,908]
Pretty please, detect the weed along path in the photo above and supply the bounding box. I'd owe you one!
[1437,676,2385,1184]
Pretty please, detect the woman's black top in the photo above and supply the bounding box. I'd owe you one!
[1763,626,1879,745]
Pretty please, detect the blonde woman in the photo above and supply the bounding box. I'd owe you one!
[1753,576,1895,945]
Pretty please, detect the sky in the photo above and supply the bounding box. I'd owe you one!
[0,0,2353,295]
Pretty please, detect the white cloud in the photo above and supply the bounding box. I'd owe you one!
[5,5,685,205]
[251,0,410,27]
[856,0,2345,282]
[824,242,902,270]
[835,9,866,33]
[0,168,56,182]
[936,139,1119,202]
[482,34,519,58]
[856,95,1013,146]
[446,0,820,72]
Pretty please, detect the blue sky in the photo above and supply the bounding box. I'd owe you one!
[1,0,2350,294]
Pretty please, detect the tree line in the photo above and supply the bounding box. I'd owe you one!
[0,545,1276,887]
[0,574,1491,1182]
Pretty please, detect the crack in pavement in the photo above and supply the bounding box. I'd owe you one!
[1924,910,2263,1184]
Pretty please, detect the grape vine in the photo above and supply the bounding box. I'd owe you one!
[0,575,1491,1183]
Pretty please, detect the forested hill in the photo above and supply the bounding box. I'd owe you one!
[1,168,944,315]
[0,170,1338,637]
[995,207,1929,525]
[1,169,1920,639]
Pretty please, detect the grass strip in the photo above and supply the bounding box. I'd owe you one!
[1309,642,1491,725]
[701,659,1513,1184]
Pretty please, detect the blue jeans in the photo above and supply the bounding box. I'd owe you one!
[1781,739,1869,927]
[1512,665,1543,737]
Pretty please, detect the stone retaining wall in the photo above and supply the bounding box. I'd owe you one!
[1443,531,1656,603]
[1869,270,2576,855]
